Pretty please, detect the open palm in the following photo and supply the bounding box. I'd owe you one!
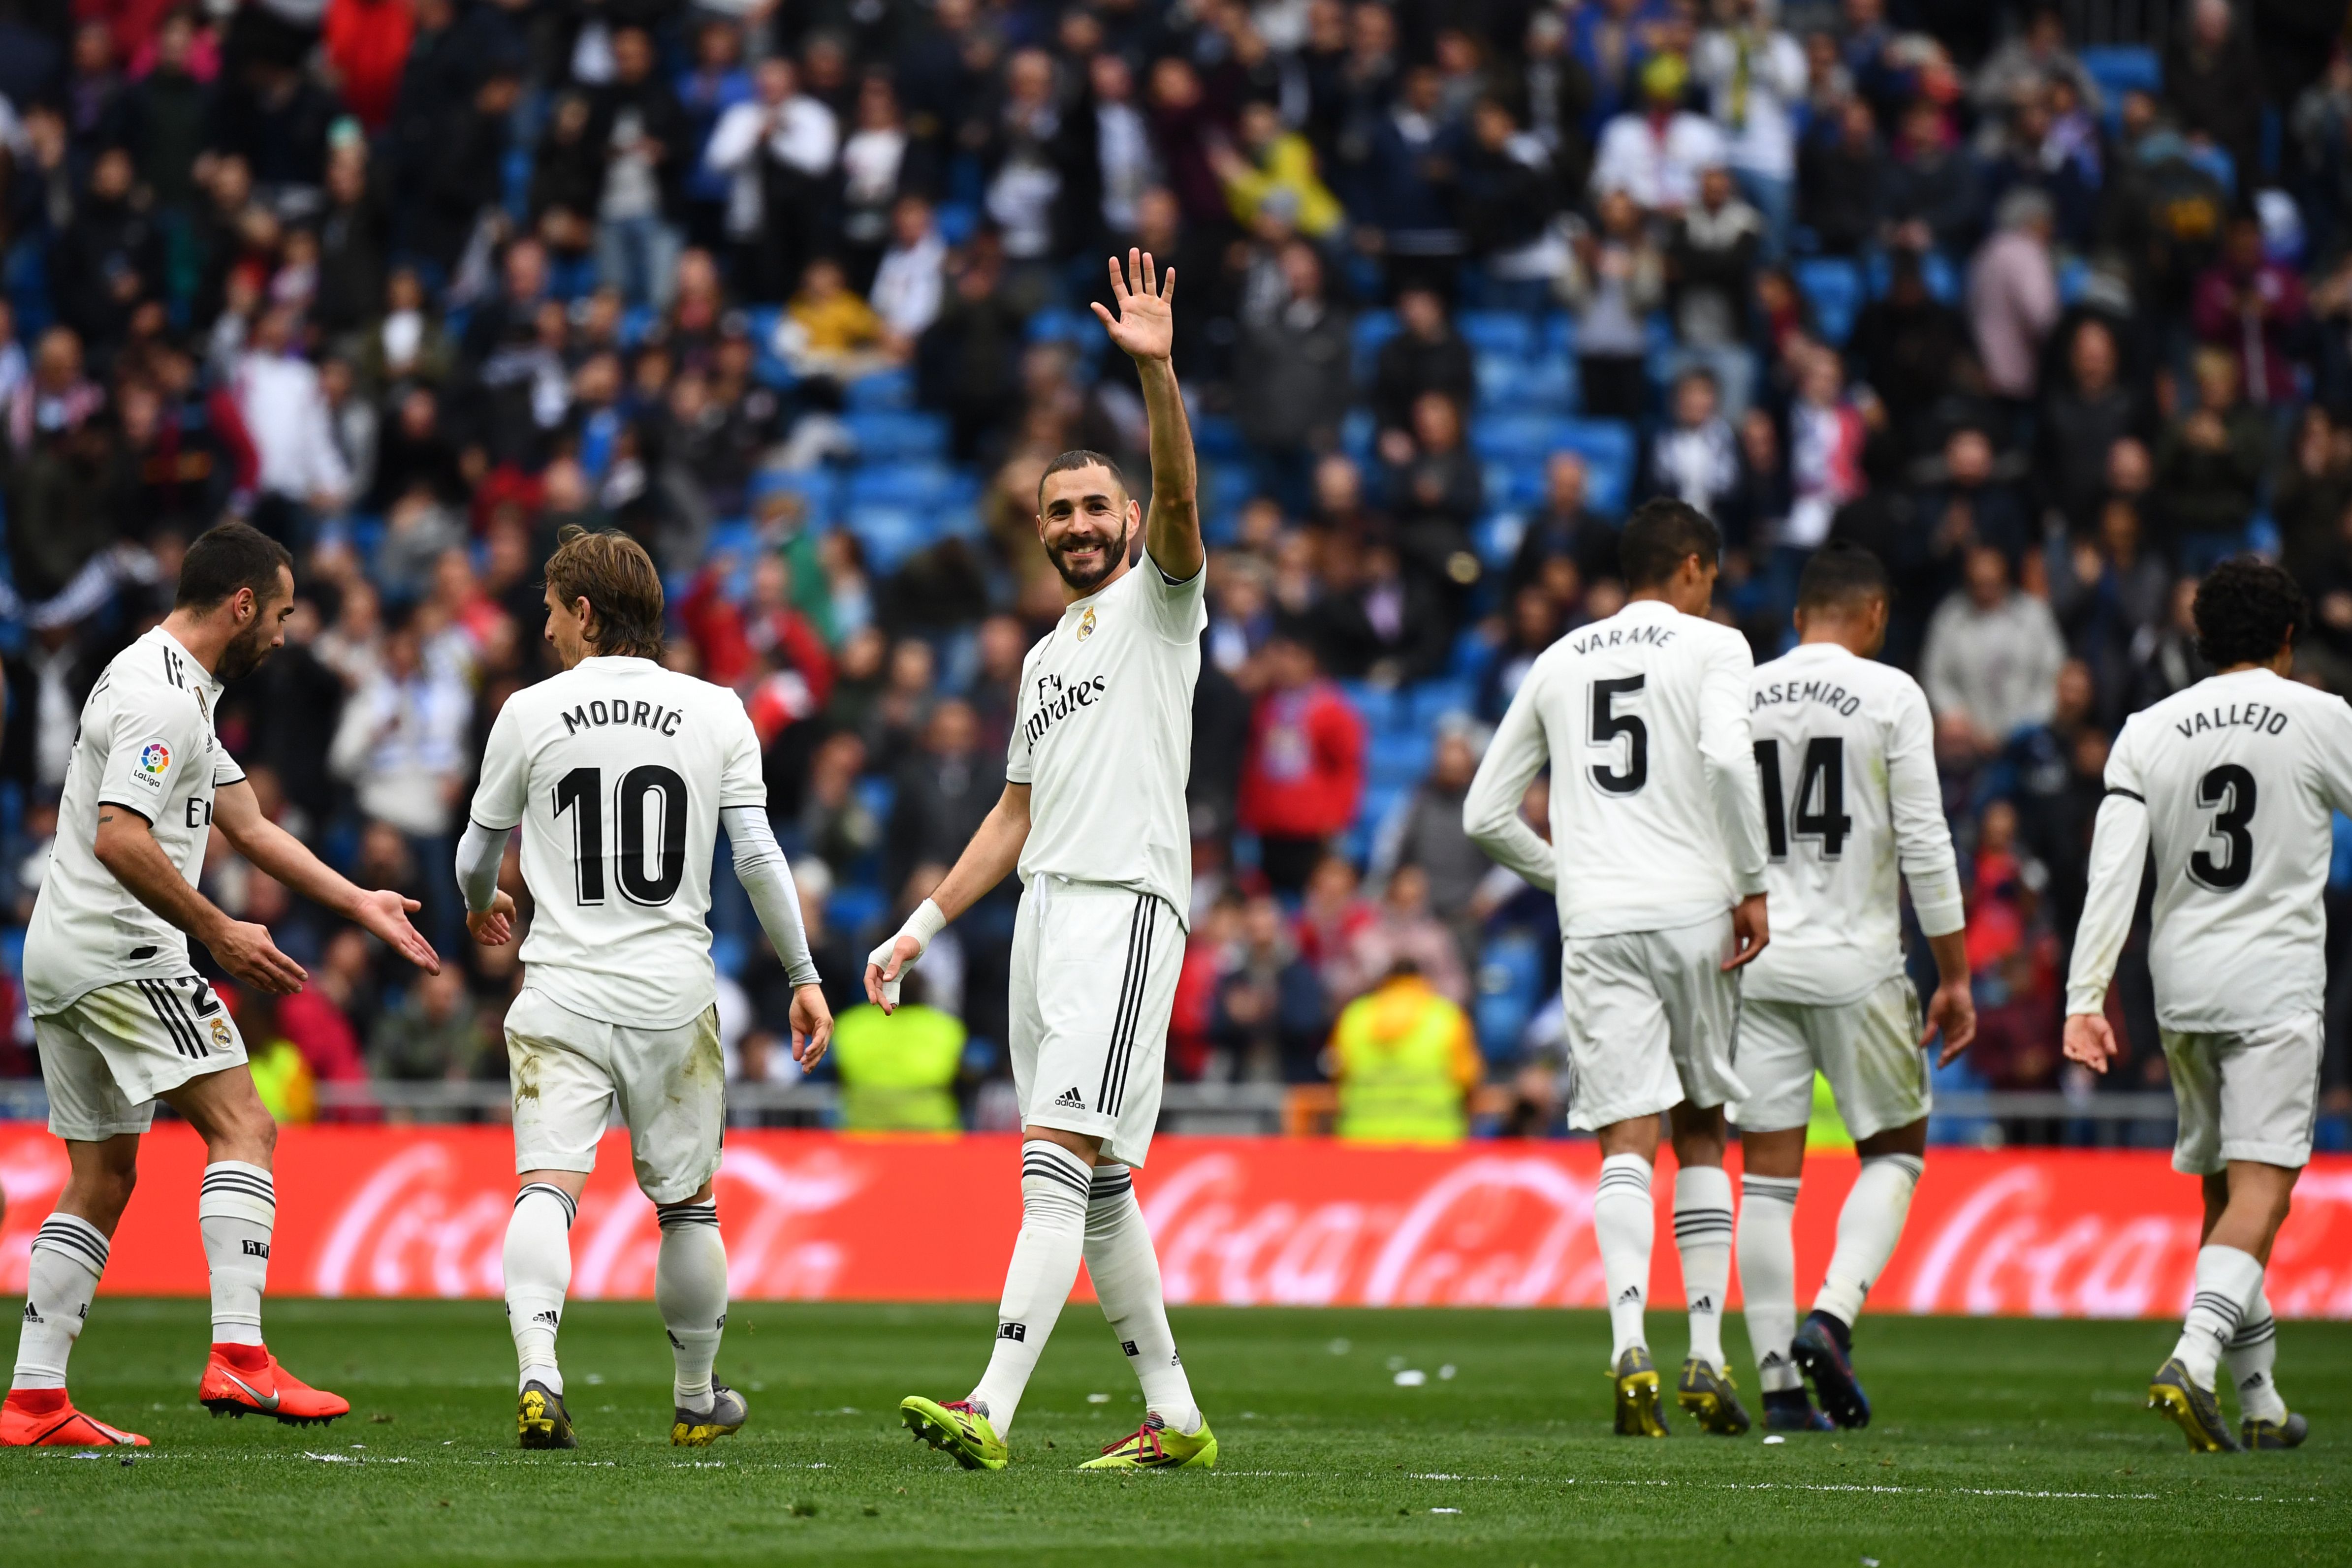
[1091,248,1175,363]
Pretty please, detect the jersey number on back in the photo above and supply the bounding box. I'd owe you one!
[2187,763,2257,892]
[1753,737,1852,860]
[1588,677,1648,794]
[552,765,689,906]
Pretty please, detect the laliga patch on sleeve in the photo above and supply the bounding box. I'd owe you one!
[130,738,172,788]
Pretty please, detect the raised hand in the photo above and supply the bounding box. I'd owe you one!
[356,887,442,973]
[1090,248,1175,364]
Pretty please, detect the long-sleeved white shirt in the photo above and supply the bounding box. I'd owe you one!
[704,95,840,237]
[1463,597,1769,939]
[1690,28,1808,180]
[1743,643,1964,1005]
[1920,588,2066,744]
[234,351,350,504]
[2066,666,2352,1031]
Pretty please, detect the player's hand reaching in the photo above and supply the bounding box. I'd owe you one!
[2062,1011,2120,1075]
[789,982,834,1068]
[468,889,518,948]
[213,919,308,995]
[355,887,442,973]
[1091,248,1174,364]
[1923,977,1977,1066]
[862,934,923,1014]
[1721,892,1770,971]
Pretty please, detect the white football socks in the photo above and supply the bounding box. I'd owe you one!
[1593,1154,1654,1361]
[11,1214,108,1390]
[1673,1164,1734,1371]
[655,1200,729,1414]
[1084,1165,1201,1435]
[198,1162,275,1347]
[1813,1153,1923,1329]
[2174,1244,2265,1389]
[2224,1288,2287,1423]
[968,1141,1092,1435]
[504,1183,575,1395]
[1736,1173,1803,1393]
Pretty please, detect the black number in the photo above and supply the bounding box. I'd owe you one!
[615,765,689,905]
[2188,764,2257,891]
[554,766,606,904]
[1753,739,1788,858]
[553,764,690,907]
[1589,676,1648,795]
[1754,737,1852,859]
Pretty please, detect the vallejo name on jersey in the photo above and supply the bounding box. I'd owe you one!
[1023,670,1109,749]
[2173,700,2290,739]
[560,698,688,737]
[1752,678,1864,717]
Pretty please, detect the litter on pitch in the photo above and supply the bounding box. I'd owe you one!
[1394,1370,1428,1387]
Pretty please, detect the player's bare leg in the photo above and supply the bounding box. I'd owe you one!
[161,1066,347,1426]
[2,1134,148,1446]
[1735,1124,1829,1431]
[506,1166,586,1447]
[1666,1103,1747,1434]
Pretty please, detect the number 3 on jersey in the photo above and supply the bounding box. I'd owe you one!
[2188,763,2256,891]
[552,764,689,905]
[1753,737,1852,859]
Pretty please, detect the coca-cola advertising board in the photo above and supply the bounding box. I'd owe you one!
[3,1125,2350,1317]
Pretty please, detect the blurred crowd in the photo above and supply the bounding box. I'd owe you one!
[0,0,2350,1144]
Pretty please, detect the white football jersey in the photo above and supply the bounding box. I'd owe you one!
[1007,550,1206,923]
[1464,598,1769,938]
[2067,666,2352,1032]
[25,627,246,1014]
[469,656,769,1028]
[1743,643,1965,1005]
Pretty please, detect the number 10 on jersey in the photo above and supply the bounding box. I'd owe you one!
[553,765,690,905]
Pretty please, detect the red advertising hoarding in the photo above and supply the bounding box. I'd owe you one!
[3,1125,2349,1317]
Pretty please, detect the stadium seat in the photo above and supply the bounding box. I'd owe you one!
[1457,310,1537,360]
[845,461,965,508]
[1550,419,1636,517]
[1341,408,1377,462]
[844,504,943,572]
[935,201,980,245]
[1473,511,1526,570]
[1193,413,1246,460]
[1351,311,1400,382]
[1473,930,1547,1064]
[1863,248,1959,303]
[749,468,839,526]
[1482,462,1548,512]
[618,305,657,348]
[1795,257,1862,346]
[2079,45,2161,114]
[1367,729,1434,788]
[1409,679,1474,728]
[827,883,887,940]
[843,409,950,463]
[844,367,915,409]
[1475,353,1576,415]
[1026,306,1092,345]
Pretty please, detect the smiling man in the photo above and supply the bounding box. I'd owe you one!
[4,521,441,1448]
[872,250,1213,1472]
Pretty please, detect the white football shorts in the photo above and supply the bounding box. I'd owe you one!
[2161,1012,2323,1174]
[1008,876,1182,1168]
[36,974,248,1141]
[506,987,726,1204]
[1561,912,1745,1131]
[1732,976,1930,1141]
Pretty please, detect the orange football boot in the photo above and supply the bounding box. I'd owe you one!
[199,1344,350,1426]
[0,1387,149,1446]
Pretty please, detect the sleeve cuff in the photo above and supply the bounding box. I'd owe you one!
[96,797,154,823]
[2065,987,2107,1017]
[1911,895,1967,939]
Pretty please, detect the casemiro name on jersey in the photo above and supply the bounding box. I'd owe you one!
[1751,677,1865,718]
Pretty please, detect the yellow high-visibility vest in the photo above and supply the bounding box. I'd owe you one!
[1332,977,1475,1144]
[830,1003,965,1132]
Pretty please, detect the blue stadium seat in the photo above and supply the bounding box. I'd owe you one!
[1475,354,1576,414]
[1409,679,1474,727]
[1482,463,1548,512]
[1351,311,1400,383]
[844,367,915,409]
[2080,45,2161,112]
[1550,419,1636,517]
[845,461,964,507]
[1473,931,1546,1062]
[1863,249,1959,304]
[1468,413,1560,461]
[1335,679,1404,732]
[618,305,657,348]
[1795,257,1862,346]
[1193,413,1246,460]
[844,505,943,573]
[1027,305,1092,345]
[1457,310,1537,360]
[749,468,838,526]
[843,409,950,463]
[1542,311,1577,361]
[828,884,887,941]
[935,202,980,245]
[1340,408,1377,463]
[1367,730,1433,788]
[1473,511,1526,570]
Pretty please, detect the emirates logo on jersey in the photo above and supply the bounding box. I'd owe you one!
[1077,606,1098,641]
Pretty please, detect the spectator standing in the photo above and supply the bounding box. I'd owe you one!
[1591,52,1726,216]
[1238,630,1367,893]
[2191,214,2309,410]
[1690,0,1806,257]
[1234,241,1353,514]
[1921,543,2067,754]
[1967,188,2060,409]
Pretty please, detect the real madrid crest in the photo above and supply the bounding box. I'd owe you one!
[1077,606,1098,641]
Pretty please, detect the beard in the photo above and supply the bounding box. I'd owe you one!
[1045,531,1123,593]
[215,620,281,682]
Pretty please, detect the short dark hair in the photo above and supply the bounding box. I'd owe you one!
[175,521,292,611]
[1617,497,1720,590]
[545,525,666,659]
[1796,540,1889,614]
[2193,557,2303,669]
[1036,448,1127,510]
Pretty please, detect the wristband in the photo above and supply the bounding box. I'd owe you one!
[868,898,947,1004]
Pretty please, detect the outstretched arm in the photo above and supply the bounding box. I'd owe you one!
[1092,248,1202,581]
[214,778,440,974]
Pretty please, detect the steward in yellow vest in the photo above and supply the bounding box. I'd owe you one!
[1330,966,1482,1144]
[830,983,967,1132]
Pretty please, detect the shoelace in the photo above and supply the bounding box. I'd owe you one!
[1103,1413,1167,1460]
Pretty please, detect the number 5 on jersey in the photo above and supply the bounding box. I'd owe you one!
[553,764,690,905]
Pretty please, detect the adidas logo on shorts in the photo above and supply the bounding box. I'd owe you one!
[1053,1087,1087,1109]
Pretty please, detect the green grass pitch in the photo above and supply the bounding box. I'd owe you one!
[2,1300,2346,1566]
